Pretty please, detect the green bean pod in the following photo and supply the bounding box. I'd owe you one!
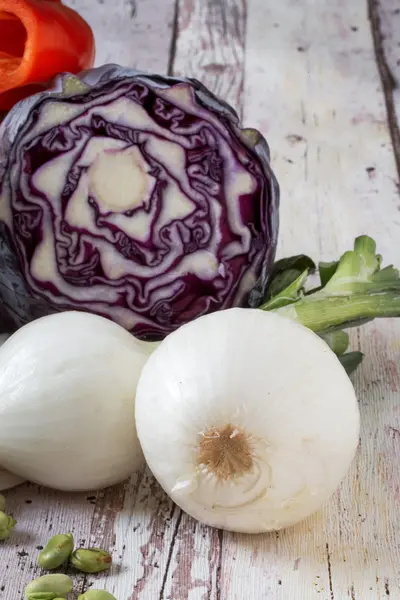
[38,533,74,569]
[70,548,112,574]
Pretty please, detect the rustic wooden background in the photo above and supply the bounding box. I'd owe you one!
[2,0,400,598]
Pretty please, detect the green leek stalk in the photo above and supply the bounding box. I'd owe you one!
[259,236,400,374]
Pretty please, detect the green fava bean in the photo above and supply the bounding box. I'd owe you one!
[70,548,112,573]
[78,591,117,600]
[25,574,73,599]
[25,594,58,600]
[0,494,6,512]
[38,533,74,569]
[0,511,16,540]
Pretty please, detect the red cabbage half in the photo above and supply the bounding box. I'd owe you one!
[0,65,279,339]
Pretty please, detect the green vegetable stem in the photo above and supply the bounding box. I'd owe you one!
[271,236,400,330]
[261,236,400,373]
[0,494,6,512]
[38,533,74,569]
[0,510,16,540]
[70,548,112,574]
[24,574,73,599]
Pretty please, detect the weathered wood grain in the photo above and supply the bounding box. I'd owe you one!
[172,0,246,116]
[369,0,400,177]
[64,0,176,73]
[1,484,100,598]
[244,0,400,262]
[237,0,400,598]
[100,470,177,600]
[2,0,400,599]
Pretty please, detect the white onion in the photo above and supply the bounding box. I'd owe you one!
[136,308,360,533]
[0,312,153,491]
[0,333,26,491]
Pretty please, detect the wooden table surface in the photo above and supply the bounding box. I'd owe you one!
[2,1,400,599]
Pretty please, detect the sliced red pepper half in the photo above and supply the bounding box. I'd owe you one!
[0,0,95,111]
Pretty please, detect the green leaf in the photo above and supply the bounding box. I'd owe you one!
[320,330,349,356]
[371,265,399,282]
[338,352,364,376]
[264,254,316,300]
[324,235,381,293]
[319,261,338,287]
[260,270,308,310]
[267,268,304,299]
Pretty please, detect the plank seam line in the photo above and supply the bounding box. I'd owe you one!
[158,508,182,600]
[216,528,223,600]
[326,542,335,600]
[167,0,180,76]
[239,0,247,122]
[368,0,400,181]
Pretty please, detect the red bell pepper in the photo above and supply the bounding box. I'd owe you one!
[0,0,95,111]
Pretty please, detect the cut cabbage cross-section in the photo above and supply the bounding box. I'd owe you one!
[0,65,279,339]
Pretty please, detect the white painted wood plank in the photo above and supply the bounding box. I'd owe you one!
[234,0,400,598]
[244,0,400,262]
[0,484,113,598]
[160,513,221,600]
[92,470,179,600]
[64,0,176,73]
[172,0,246,116]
